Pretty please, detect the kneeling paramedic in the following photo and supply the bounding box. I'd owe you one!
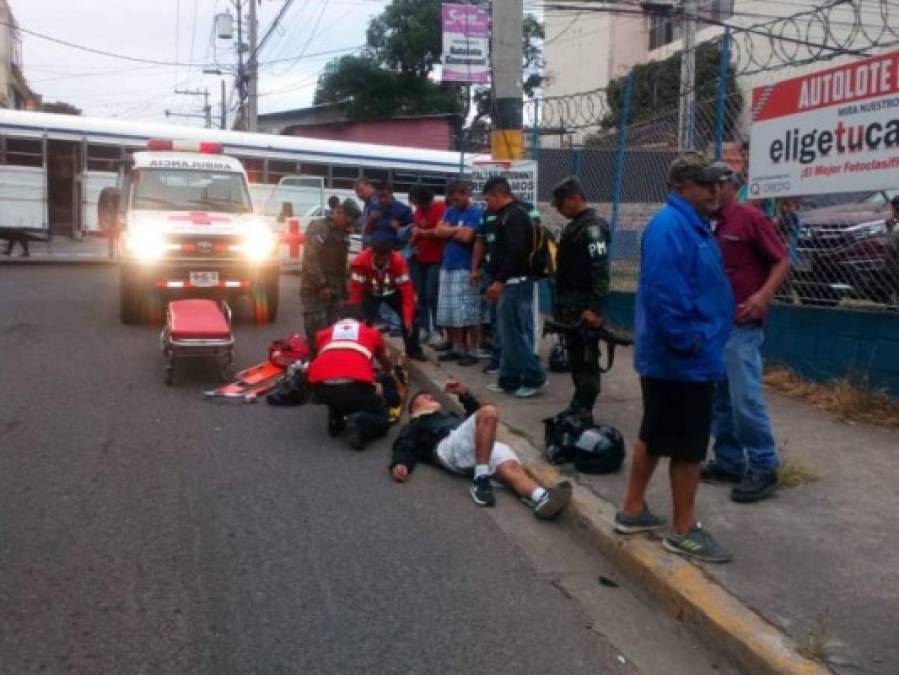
[349,234,426,361]
[390,380,572,519]
[307,316,396,450]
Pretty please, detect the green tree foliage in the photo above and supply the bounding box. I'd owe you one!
[314,1,544,125]
[602,42,742,137]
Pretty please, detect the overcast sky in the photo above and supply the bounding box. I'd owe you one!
[13,0,387,127]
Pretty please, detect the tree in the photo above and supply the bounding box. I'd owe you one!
[40,101,82,116]
[600,42,742,142]
[314,1,544,129]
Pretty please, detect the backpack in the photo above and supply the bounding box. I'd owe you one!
[529,221,556,278]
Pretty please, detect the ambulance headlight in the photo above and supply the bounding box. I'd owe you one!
[125,229,166,261]
[242,227,276,261]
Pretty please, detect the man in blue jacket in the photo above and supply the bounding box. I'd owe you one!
[614,153,735,564]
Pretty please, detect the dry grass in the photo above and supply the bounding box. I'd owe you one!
[763,366,899,428]
[777,459,820,488]
[796,612,832,663]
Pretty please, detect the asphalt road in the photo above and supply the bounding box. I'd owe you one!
[0,266,642,675]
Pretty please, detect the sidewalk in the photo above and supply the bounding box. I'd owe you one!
[389,331,898,675]
[0,235,112,263]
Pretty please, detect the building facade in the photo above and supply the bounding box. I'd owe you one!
[0,0,37,110]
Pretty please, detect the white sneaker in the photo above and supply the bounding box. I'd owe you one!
[429,333,447,348]
[514,382,545,398]
[486,383,513,394]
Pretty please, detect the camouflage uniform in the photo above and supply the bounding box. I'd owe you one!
[554,205,611,414]
[300,215,350,351]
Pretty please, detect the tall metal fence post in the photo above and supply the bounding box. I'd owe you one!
[531,97,540,160]
[715,27,732,162]
[610,72,634,245]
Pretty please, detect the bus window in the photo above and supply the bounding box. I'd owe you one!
[362,168,390,182]
[392,170,420,195]
[266,159,298,185]
[420,172,449,196]
[2,138,43,167]
[239,156,264,184]
[299,162,327,179]
[331,165,361,190]
[86,144,124,172]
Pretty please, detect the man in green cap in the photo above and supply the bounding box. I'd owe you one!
[300,198,360,353]
[550,176,611,419]
[615,152,735,564]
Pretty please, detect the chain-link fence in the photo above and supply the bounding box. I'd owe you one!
[529,35,899,313]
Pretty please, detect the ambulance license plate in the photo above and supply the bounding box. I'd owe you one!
[190,271,219,287]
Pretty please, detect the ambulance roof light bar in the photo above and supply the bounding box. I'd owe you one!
[146,138,224,154]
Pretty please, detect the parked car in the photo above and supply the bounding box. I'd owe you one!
[792,189,898,306]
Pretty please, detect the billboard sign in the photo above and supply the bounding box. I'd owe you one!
[441,3,490,84]
[471,160,538,206]
[748,50,899,198]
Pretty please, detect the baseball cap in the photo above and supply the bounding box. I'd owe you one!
[550,176,585,207]
[709,161,736,183]
[668,152,714,185]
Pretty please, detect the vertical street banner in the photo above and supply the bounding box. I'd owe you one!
[441,3,490,84]
[748,49,899,198]
[471,160,538,206]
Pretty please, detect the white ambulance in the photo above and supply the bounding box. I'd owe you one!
[110,139,279,324]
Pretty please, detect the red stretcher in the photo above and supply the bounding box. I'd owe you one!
[160,299,234,385]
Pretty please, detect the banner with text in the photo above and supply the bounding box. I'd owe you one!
[471,160,538,206]
[748,50,899,198]
[441,3,490,85]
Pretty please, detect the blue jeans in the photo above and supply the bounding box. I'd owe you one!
[410,260,440,334]
[712,324,779,474]
[497,280,545,390]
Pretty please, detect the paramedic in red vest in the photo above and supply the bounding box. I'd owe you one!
[348,233,427,361]
[307,315,394,450]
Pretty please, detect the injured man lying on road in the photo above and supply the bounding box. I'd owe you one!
[390,380,572,518]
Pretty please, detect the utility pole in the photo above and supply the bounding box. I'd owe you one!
[490,0,524,160]
[174,88,212,128]
[221,79,227,129]
[247,0,259,132]
[678,0,697,151]
[235,0,246,130]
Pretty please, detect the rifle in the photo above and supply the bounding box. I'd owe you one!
[542,320,633,373]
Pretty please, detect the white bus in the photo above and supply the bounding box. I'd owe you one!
[0,109,475,240]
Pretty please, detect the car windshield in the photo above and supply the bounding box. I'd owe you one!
[862,189,899,207]
[132,168,252,213]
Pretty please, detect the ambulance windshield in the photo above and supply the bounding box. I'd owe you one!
[132,169,252,214]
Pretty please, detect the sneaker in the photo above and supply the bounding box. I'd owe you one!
[663,523,732,563]
[438,350,460,362]
[345,415,366,451]
[731,470,778,503]
[406,350,428,362]
[700,461,742,484]
[457,354,479,366]
[429,333,447,348]
[482,362,499,375]
[486,383,514,394]
[470,474,495,507]
[514,381,546,399]
[327,408,345,437]
[613,504,668,534]
[532,481,573,520]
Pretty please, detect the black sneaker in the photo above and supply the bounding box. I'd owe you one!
[438,351,461,362]
[699,461,742,484]
[731,470,778,503]
[345,415,366,451]
[470,475,495,507]
[663,523,732,563]
[327,407,345,437]
[457,354,479,366]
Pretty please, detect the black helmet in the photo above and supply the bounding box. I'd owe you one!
[572,424,625,474]
[548,342,570,373]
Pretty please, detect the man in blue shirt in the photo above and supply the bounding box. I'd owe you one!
[614,153,736,564]
[429,180,483,366]
[364,181,413,250]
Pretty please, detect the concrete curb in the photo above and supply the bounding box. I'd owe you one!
[392,342,832,675]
